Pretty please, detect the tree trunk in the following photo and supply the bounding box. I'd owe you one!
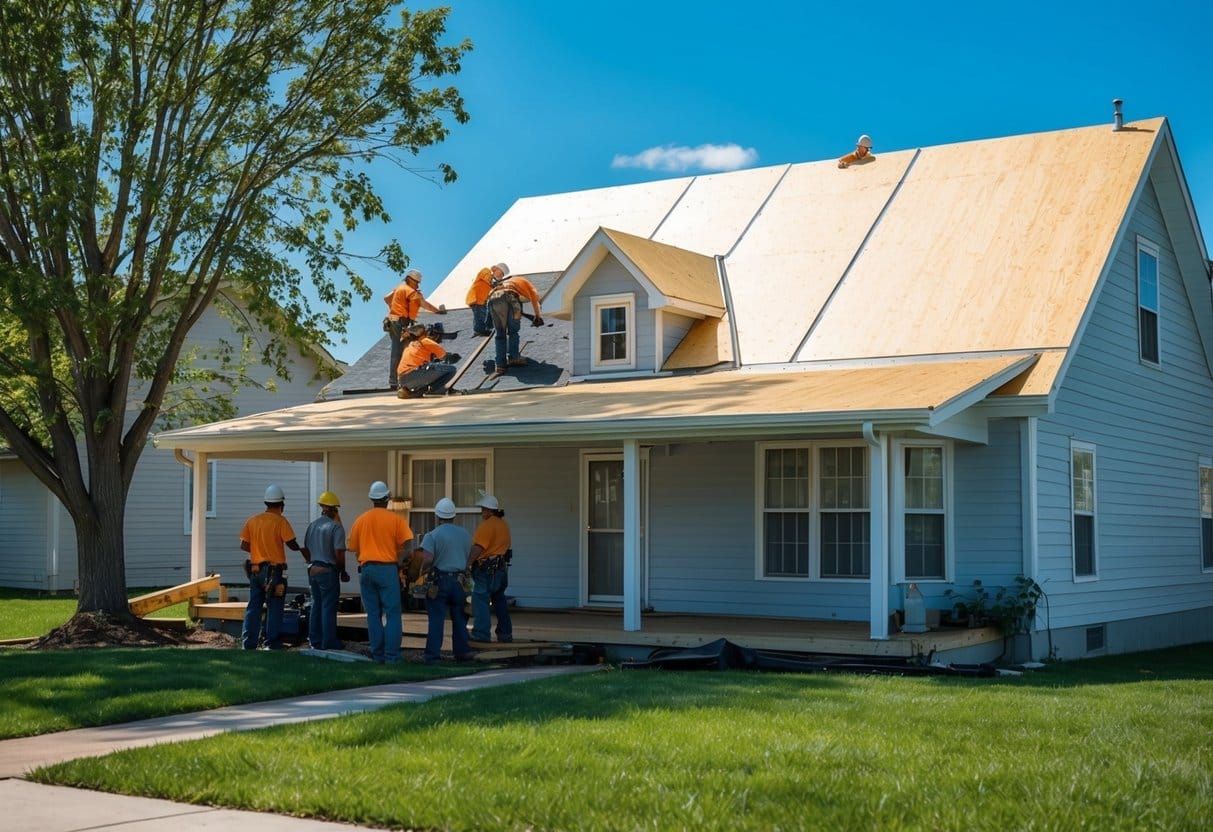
[70,452,132,618]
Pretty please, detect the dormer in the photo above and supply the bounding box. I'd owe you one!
[546,227,726,377]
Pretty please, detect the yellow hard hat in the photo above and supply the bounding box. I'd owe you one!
[317,491,341,507]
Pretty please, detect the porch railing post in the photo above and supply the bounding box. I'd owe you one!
[623,438,642,631]
[190,451,209,581]
[864,423,889,639]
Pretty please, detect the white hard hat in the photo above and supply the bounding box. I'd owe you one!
[264,483,285,502]
[476,495,500,511]
[405,269,422,284]
[368,481,391,500]
[493,262,510,277]
[857,134,873,148]
[435,497,457,519]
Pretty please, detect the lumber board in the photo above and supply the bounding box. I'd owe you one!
[129,575,221,617]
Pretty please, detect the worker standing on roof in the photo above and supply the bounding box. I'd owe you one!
[417,497,477,663]
[396,323,462,399]
[466,262,508,337]
[346,481,413,664]
[303,491,348,651]
[240,484,309,650]
[384,269,446,389]
[838,134,874,168]
[466,494,513,644]
[487,269,544,377]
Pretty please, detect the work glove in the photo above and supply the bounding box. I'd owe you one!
[437,304,448,314]
[531,315,544,327]
[445,352,462,364]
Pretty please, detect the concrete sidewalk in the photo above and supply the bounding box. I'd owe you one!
[1,664,600,830]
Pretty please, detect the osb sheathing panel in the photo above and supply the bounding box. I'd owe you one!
[651,164,790,257]
[429,178,691,309]
[663,314,734,370]
[796,120,1163,370]
[158,355,1028,449]
[723,150,918,364]
[603,228,723,309]
[991,349,1066,397]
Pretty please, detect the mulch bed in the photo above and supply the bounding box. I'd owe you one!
[31,612,238,650]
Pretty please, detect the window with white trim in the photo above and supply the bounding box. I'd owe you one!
[1138,239,1160,365]
[183,460,218,534]
[758,442,869,579]
[893,442,950,581]
[590,293,635,371]
[398,451,491,541]
[1071,442,1097,579]
[1201,459,1213,571]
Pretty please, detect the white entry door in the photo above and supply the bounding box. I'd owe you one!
[582,451,647,605]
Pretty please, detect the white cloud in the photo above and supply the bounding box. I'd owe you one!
[611,142,758,173]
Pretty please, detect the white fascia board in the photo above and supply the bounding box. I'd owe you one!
[546,238,609,316]
[927,353,1041,426]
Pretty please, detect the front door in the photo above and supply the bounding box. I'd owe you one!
[582,452,647,605]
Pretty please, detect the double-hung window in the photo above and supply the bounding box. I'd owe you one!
[898,444,948,581]
[1201,459,1213,571]
[590,293,635,371]
[758,443,869,580]
[1071,442,1097,579]
[183,460,218,534]
[1138,239,1160,365]
[399,452,491,540]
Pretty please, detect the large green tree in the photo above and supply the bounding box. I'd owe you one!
[0,1,469,616]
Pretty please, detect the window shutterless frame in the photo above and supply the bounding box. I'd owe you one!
[890,439,952,583]
[1071,441,1098,581]
[183,460,218,534]
[590,293,636,371]
[1200,458,1213,572]
[1137,237,1161,366]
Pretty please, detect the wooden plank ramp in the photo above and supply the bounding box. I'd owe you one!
[128,575,221,617]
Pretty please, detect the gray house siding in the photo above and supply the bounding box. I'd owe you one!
[572,256,656,376]
[659,312,696,367]
[1035,177,1213,645]
[0,460,52,589]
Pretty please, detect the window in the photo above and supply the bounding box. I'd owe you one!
[1201,460,1213,571]
[398,452,491,541]
[1138,239,1160,364]
[758,443,869,579]
[591,293,635,371]
[184,460,218,534]
[900,445,947,580]
[1071,443,1097,579]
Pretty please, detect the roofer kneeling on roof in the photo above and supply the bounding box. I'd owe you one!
[384,269,446,389]
[838,134,874,168]
[396,323,462,399]
[487,269,543,377]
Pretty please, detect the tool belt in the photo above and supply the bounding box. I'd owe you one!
[487,290,522,321]
[247,562,287,597]
[471,550,511,576]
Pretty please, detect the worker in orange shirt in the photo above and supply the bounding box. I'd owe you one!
[466,262,508,336]
[838,134,874,168]
[240,483,309,650]
[384,269,446,389]
[466,494,513,643]
[396,324,462,399]
[487,270,544,376]
[346,481,413,664]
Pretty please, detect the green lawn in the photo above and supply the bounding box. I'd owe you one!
[32,643,1213,832]
[0,587,191,640]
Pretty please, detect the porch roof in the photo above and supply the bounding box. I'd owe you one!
[154,353,1038,456]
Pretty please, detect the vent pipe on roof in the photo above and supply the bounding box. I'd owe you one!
[1112,98,1124,131]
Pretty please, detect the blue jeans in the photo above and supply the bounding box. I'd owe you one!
[360,562,402,663]
[471,303,490,335]
[241,563,286,649]
[399,362,456,395]
[470,567,512,642]
[489,297,521,369]
[425,573,472,660]
[307,565,343,650]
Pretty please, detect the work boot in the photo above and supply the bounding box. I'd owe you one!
[507,357,527,367]
[491,366,506,377]
[397,387,413,399]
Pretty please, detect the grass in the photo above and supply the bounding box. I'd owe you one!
[0,587,191,640]
[32,643,1213,831]
[0,648,468,739]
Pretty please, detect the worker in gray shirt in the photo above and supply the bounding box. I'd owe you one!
[417,497,476,663]
[303,491,348,650]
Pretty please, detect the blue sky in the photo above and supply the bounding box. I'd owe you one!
[330,0,1213,364]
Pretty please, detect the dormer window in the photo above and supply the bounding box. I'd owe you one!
[591,293,636,371]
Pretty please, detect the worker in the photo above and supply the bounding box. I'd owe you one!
[384,269,446,389]
[466,494,513,643]
[396,323,462,399]
[240,483,309,650]
[346,481,413,664]
[303,491,349,651]
[416,497,477,663]
[838,134,874,168]
[487,271,544,377]
[466,262,509,336]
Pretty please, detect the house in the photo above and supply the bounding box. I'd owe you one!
[0,292,341,591]
[153,115,1213,661]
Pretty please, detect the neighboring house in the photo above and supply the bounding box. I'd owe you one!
[156,116,1213,660]
[0,292,341,591]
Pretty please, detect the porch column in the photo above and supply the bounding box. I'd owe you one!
[190,451,209,581]
[864,423,889,639]
[622,438,642,631]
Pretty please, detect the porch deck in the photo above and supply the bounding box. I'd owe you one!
[191,601,1002,661]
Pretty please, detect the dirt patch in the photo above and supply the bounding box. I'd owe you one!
[31,612,237,650]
